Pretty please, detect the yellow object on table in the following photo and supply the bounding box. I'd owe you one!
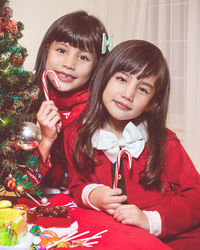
[0,208,27,246]
[0,200,12,208]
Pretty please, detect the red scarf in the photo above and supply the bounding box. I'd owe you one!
[49,86,88,130]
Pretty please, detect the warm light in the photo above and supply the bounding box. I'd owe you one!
[1,117,9,126]
[16,185,24,193]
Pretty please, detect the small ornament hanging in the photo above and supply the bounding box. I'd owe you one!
[4,176,16,191]
[15,184,25,196]
[1,7,13,18]
[10,51,23,67]
[15,122,41,150]
[0,31,4,39]
[41,197,48,205]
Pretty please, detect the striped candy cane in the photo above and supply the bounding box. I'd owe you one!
[42,69,60,100]
[42,69,62,132]
[113,149,132,189]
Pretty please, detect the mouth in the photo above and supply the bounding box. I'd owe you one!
[114,100,131,111]
[56,72,77,81]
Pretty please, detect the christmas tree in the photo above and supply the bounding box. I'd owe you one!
[0,0,41,197]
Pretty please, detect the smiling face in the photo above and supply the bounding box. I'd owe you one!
[45,41,97,92]
[102,71,156,131]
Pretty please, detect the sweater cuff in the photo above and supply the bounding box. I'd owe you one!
[82,184,105,210]
[143,210,162,236]
[34,147,52,181]
[36,146,51,166]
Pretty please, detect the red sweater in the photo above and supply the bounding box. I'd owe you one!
[64,123,200,249]
[34,87,88,188]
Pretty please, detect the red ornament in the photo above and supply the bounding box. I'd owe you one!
[0,19,4,38]
[1,7,13,18]
[4,176,16,191]
[10,51,23,67]
[3,19,18,34]
[0,31,4,39]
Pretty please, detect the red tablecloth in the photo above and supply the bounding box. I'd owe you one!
[18,193,171,250]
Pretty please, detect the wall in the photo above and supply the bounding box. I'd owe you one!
[9,0,136,70]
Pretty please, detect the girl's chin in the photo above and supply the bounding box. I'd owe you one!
[56,87,78,93]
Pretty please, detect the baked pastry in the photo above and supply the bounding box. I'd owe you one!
[31,205,69,217]
[27,205,72,227]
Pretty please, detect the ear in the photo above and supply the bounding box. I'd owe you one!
[144,99,158,112]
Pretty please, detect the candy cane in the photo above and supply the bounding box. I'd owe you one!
[42,69,60,100]
[113,149,132,189]
[42,69,62,132]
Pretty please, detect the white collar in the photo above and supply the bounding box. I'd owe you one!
[91,122,146,163]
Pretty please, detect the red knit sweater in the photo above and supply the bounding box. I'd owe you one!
[64,123,200,249]
[33,86,88,187]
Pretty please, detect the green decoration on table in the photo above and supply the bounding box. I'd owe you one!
[29,225,41,236]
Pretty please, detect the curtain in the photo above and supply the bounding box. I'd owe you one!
[139,0,200,172]
[86,0,148,45]
[185,0,200,171]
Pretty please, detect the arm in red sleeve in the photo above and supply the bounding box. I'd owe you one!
[63,124,94,207]
[32,148,52,183]
[156,134,200,238]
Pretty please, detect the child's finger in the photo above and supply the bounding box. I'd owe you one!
[44,109,60,122]
[120,218,134,225]
[38,105,59,123]
[37,100,57,116]
[107,202,124,212]
[106,209,115,215]
[110,188,123,195]
[113,212,124,222]
[110,194,127,204]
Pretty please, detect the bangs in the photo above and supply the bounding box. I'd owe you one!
[43,11,106,60]
[113,54,160,80]
[109,40,164,81]
[55,29,95,53]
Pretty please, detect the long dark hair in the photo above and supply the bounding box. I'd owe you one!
[74,40,170,188]
[32,10,107,111]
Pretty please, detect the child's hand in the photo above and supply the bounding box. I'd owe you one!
[37,100,61,162]
[113,204,149,232]
[37,100,61,143]
[89,186,127,215]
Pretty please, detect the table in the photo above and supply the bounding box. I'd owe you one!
[17,193,171,250]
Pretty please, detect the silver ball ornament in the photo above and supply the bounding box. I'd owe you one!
[41,197,48,205]
[15,122,41,150]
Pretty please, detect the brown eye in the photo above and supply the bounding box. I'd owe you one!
[57,48,66,54]
[79,55,89,61]
[138,86,148,94]
[116,76,127,84]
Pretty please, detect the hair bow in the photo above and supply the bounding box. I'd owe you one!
[101,33,113,54]
[91,122,145,188]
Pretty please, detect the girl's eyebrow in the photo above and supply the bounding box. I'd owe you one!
[58,41,91,54]
[58,42,69,46]
[118,71,132,78]
[121,71,130,75]
[140,80,155,89]
[119,71,155,89]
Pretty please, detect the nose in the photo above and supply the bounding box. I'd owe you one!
[121,85,135,102]
[63,54,75,70]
